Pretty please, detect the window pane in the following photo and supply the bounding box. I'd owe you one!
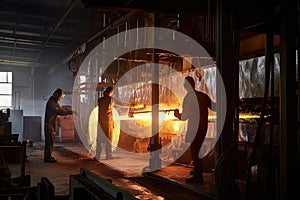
[0,95,12,107]
[0,84,12,94]
[7,72,12,82]
[0,72,12,83]
[0,72,7,82]
[0,72,12,109]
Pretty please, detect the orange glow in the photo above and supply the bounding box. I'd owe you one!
[239,113,260,119]
[87,106,260,154]
[87,106,121,156]
[115,105,179,132]
[173,122,179,132]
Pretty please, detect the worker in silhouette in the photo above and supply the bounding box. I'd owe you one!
[174,76,216,183]
[44,88,73,163]
[96,86,114,160]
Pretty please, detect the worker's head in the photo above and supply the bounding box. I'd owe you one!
[103,86,113,97]
[52,88,65,101]
[184,76,195,91]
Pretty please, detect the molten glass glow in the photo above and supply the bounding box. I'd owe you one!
[239,113,260,119]
[87,104,187,154]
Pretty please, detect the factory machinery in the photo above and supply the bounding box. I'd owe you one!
[0,109,138,200]
[0,108,32,199]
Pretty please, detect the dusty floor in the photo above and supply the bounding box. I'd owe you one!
[6,141,217,200]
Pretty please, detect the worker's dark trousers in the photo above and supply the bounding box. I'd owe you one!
[95,134,112,159]
[96,123,113,160]
[190,136,205,180]
[44,127,55,159]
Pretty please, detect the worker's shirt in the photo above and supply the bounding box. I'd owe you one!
[98,95,113,136]
[181,90,214,142]
[44,96,72,134]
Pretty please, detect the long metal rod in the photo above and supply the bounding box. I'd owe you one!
[128,109,175,118]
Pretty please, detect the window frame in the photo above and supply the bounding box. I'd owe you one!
[0,71,13,109]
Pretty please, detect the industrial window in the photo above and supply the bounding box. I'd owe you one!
[0,72,12,109]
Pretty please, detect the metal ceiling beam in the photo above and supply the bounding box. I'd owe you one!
[0,37,66,49]
[81,0,209,14]
[0,59,46,68]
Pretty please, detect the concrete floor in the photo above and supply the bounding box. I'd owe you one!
[6,141,217,200]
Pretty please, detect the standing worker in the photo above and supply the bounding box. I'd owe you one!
[96,86,114,160]
[44,88,73,163]
[174,76,216,183]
